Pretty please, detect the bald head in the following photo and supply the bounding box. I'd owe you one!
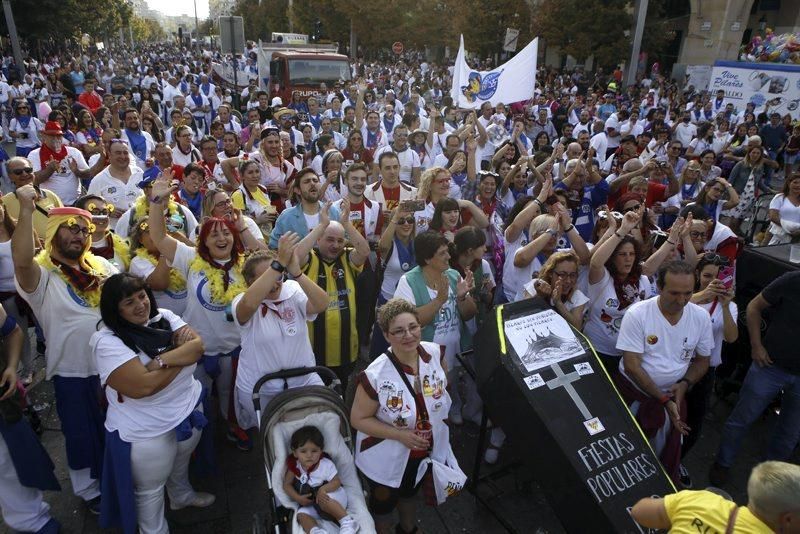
[622,158,644,173]
[567,142,582,158]
[316,221,347,261]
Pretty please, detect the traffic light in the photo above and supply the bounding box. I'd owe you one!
[313,20,322,42]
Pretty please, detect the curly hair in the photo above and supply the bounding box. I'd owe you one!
[417,166,450,201]
[537,251,579,300]
[377,298,419,333]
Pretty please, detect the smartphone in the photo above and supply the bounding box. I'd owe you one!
[400,199,425,212]
[717,265,734,290]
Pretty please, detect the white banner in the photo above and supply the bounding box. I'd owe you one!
[708,60,800,120]
[211,61,253,88]
[450,35,538,109]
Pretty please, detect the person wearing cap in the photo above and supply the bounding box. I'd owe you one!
[270,96,283,108]
[9,100,44,157]
[597,93,617,121]
[12,188,120,512]
[274,107,303,148]
[113,165,198,242]
[29,120,94,206]
[87,138,145,219]
[2,157,63,239]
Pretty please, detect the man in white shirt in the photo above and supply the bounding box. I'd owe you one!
[673,112,698,149]
[30,121,95,205]
[373,125,421,185]
[615,260,714,482]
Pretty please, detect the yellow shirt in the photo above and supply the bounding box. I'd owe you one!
[231,187,271,213]
[664,490,773,534]
[2,188,63,239]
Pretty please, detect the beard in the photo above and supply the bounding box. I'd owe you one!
[56,236,84,260]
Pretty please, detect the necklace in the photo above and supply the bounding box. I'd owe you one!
[189,255,246,305]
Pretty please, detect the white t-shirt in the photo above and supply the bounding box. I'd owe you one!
[87,166,145,214]
[616,298,714,391]
[16,260,118,378]
[232,281,318,396]
[129,255,188,315]
[170,242,244,355]
[697,300,738,367]
[674,122,697,148]
[374,145,420,184]
[413,201,436,234]
[92,309,202,442]
[0,240,16,292]
[769,194,800,227]
[29,146,89,205]
[394,271,461,369]
[501,231,528,301]
[583,268,654,356]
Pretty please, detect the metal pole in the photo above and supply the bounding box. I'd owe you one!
[231,17,240,110]
[2,0,24,74]
[626,0,649,87]
[194,0,200,48]
[349,18,356,58]
[288,0,293,33]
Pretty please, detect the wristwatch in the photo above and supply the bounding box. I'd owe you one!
[270,260,286,273]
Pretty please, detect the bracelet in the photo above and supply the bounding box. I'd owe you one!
[666,239,677,246]
[533,198,544,209]
[287,271,303,280]
[154,355,168,369]
[565,224,575,233]
[613,231,625,239]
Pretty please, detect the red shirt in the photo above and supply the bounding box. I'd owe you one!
[78,91,102,113]
[381,185,400,212]
[610,182,668,208]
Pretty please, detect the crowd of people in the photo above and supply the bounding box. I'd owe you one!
[0,41,798,534]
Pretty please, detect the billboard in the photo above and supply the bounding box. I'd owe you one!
[708,60,800,119]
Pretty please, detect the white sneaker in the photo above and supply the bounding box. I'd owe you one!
[339,515,359,534]
[169,492,215,510]
[309,527,328,534]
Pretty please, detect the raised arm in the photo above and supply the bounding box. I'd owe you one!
[10,185,42,293]
[340,200,371,267]
[147,172,179,264]
[458,199,489,229]
[296,202,331,267]
[642,216,683,276]
[589,209,637,284]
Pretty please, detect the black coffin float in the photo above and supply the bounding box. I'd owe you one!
[473,297,676,533]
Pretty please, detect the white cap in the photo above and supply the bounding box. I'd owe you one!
[271,96,283,107]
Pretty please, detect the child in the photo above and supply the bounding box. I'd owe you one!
[283,426,359,534]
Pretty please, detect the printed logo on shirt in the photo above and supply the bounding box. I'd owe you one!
[66,285,92,308]
[646,335,658,345]
[196,276,225,312]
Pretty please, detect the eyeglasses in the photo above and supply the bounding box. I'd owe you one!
[689,230,706,239]
[388,323,421,338]
[86,202,115,216]
[214,198,233,209]
[397,216,415,225]
[10,167,33,175]
[62,224,91,237]
[553,271,578,280]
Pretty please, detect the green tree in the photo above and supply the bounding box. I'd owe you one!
[232,0,290,41]
[533,0,631,67]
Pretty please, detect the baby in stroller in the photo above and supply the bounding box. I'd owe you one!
[283,426,360,534]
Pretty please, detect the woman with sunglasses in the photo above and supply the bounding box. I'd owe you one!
[9,101,43,157]
[75,195,130,272]
[372,207,418,358]
[341,129,373,170]
[148,171,253,451]
[695,177,739,223]
[676,254,737,486]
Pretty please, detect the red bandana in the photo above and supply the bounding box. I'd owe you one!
[39,142,68,170]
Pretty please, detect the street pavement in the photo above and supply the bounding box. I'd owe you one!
[3,355,798,534]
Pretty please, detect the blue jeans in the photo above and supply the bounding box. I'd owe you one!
[716,362,800,467]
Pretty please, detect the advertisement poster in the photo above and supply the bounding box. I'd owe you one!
[708,60,800,119]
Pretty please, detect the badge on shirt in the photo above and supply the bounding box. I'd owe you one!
[646,335,658,345]
[299,473,308,484]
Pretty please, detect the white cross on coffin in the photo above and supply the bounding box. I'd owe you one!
[545,363,593,421]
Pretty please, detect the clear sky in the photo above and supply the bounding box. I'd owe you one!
[146,0,210,18]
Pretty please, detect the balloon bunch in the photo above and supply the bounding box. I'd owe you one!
[740,29,800,64]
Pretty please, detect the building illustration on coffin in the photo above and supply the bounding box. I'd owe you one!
[520,326,583,369]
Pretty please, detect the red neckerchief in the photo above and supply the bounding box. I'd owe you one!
[51,256,100,292]
[39,142,68,169]
[91,234,115,260]
[285,453,330,477]
[613,273,642,311]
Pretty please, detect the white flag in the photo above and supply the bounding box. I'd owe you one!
[450,35,538,109]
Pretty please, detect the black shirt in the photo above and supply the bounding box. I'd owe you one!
[761,271,800,375]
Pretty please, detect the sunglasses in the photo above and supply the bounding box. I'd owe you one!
[10,167,34,175]
[703,253,730,266]
[396,216,415,225]
[597,210,624,220]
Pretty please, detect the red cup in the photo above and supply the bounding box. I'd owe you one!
[415,420,432,446]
